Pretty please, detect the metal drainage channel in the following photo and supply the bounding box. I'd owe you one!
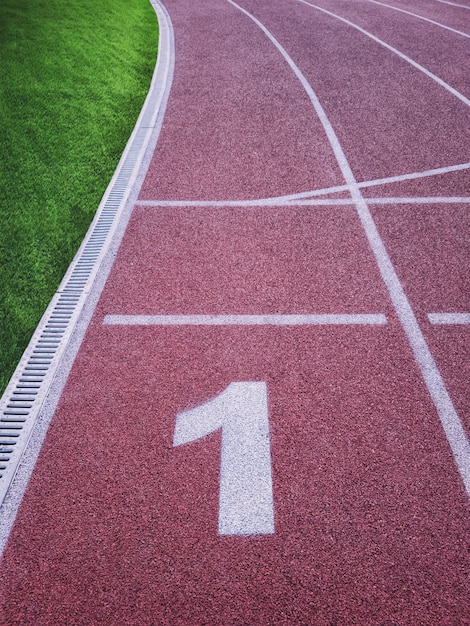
[0,0,174,507]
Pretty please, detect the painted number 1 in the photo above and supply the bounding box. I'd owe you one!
[173,382,275,536]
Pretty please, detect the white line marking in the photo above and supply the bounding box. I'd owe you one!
[227,0,470,495]
[435,0,470,8]
[368,197,470,204]
[290,197,470,206]
[429,313,470,324]
[357,162,470,191]
[135,196,470,208]
[135,161,470,207]
[298,0,470,108]
[174,382,274,535]
[136,197,351,207]
[366,0,470,37]
[104,314,387,325]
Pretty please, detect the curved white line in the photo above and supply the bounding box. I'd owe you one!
[366,0,470,37]
[227,0,470,495]
[227,0,355,176]
[298,0,470,107]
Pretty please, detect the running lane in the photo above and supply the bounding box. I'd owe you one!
[298,0,470,98]
[1,0,469,624]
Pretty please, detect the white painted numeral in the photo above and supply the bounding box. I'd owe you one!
[173,382,274,536]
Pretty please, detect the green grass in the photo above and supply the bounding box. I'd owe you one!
[0,0,158,394]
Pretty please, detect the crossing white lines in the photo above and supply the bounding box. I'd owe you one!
[1,0,468,562]
[136,162,470,207]
[227,0,470,496]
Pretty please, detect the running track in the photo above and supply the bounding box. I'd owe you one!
[1,0,469,623]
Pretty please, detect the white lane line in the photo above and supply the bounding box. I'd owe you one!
[366,0,470,37]
[136,197,352,207]
[135,161,470,207]
[136,196,470,208]
[362,197,470,204]
[227,0,470,494]
[290,196,470,206]
[434,0,470,8]
[357,162,470,191]
[104,314,387,325]
[429,313,470,324]
[297,0,470,107]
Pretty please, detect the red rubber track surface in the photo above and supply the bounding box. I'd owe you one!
[1,0,469,624]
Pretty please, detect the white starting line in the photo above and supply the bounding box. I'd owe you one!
[104,312,470,327]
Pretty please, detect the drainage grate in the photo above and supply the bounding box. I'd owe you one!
[0,0,174,507]
[0,291,84,493]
